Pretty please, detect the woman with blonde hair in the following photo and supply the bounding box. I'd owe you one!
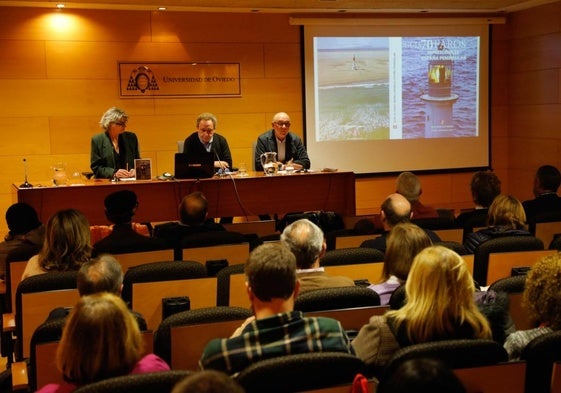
[463,194,531,254]
[352,245,492,375]
[22,209,92,280]
[37,293,169,392]
[504,253,561,360]
[368,223,432,304]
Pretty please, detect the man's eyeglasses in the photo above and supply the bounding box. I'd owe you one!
[274,121,291,128]
[199,128,214,134]
[114,122,126,127]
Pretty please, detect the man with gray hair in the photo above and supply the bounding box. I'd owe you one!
[281,218,354,292]
[46,254,147,330]
[396,171,438,219]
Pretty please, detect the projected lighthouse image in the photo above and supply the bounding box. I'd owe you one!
[421,56,459,138]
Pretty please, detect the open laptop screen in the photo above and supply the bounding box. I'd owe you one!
[174,153,215,179]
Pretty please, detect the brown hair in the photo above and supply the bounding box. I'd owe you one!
[382,223,432,281]
[39,209,91,272]
[56,293,143,385]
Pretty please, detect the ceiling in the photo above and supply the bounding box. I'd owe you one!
[0,0,558,14]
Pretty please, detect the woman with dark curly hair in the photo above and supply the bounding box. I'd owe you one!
[504,253,561,359]
[21,209,92,280]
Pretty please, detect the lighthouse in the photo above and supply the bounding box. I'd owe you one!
[420,44,459,138]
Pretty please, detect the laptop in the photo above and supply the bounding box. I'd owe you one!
[174,152,215,179]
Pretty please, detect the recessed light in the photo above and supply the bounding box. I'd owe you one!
[158,7,167,11]
[56,3,65,8]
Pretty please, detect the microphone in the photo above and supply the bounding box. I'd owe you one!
[213,149,229,175]
[20,158,33,188]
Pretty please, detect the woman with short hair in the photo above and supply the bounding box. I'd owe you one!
[90,107,140,179]
[463,194,531,254]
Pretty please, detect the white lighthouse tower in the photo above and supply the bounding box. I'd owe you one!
[420,44,459,138]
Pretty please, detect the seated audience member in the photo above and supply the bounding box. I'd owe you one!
[360,193,441,253]
[455,171,501,235]
[463,194,531,254]
[0,202,44,280]
[172,370,245,393]
[504,253,561,360]
[46,254,147,330]
[281,218,355,292]
[22,209,92,280]
[93,190,167,255]
[199,242,355,375]
[523,164,561,222]
[154,191,229,258]
[396,171,438,219]
[368,223,432,305]
[36,293,169,393]
[352,245,491,375]
[154,191,225,247]
[377,358,466,393]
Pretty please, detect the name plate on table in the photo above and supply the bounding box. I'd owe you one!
[119,62,241,98]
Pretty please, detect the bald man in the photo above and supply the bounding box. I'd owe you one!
[254,112,310,172]
[360,193,441,252]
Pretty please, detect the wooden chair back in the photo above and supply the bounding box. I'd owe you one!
[486,249,556,285]
[551,362,561,393]
[20,289,80,359]
[34,331,154,390]
[169,319,246,370]
[433,228,464,243]
[7,260,27,314]
[508,292,536,331]
[132,277,218,331]
[305,305,389,331]
[115,249,175,272]
[227,262,387,308]
[323,263,384,284]
[182,243,250,265]
[535,221,561,249]
[335,235,377,249]
[454,361,526,393]
[222,220,277,237]
[462,254,474,275]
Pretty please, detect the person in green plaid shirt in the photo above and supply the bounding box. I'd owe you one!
[199,242,355,375]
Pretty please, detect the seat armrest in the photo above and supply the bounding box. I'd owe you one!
[2,312,15,332]
[11,360,28,391]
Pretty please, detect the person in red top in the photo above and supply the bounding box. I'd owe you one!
[36,293,169,393]
[396,171,439,220]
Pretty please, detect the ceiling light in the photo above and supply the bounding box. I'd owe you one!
[56,3,65,8]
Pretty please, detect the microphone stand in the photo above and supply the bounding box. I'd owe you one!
[20,158,33,188]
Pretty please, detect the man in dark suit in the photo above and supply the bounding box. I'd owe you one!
[360,193,441,252]
[523,165,561,222]
[154,191,249,260]
[182,112,232,171]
